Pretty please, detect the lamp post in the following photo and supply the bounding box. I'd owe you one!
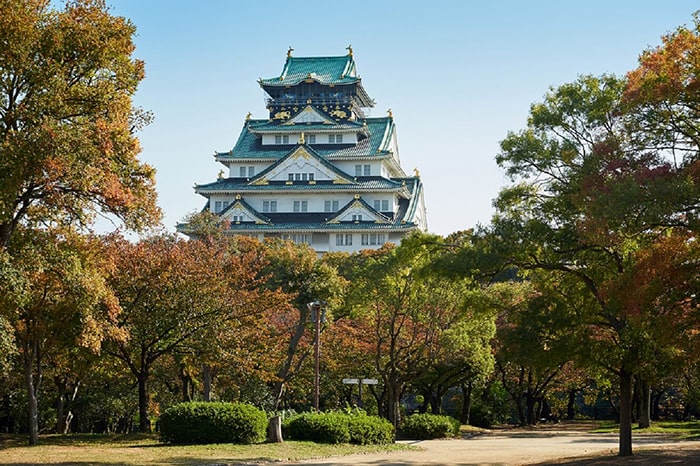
[307,301,323,412]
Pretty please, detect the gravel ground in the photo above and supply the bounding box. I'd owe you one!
[289,427,700,466]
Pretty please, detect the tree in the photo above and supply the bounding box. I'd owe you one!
[0,229,115,444]
[0,0,160,247]
[343,233,488,429]
[489,278,581,425]
[259,239,346,410]
[412,289,495,419]
[102,234,281,431]
[487,70,700,456]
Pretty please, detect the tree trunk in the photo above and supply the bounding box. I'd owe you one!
[386,374,402,431]
[202,364,212,402]
[138,370,151,432]
[567,389,577,420]
[459,381,473,424]
[618,370,634,456]
[179,368,192,402]
[429,393,441,415]
[267,416,283,443]
[638,378,651,428]
[273,308,310,410]
[22,337,40,445]
[526,393,537,425]
[651,388,664,421]
[24,352,39,445]
[55,377,67,434]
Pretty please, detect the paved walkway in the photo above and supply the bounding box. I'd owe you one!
[292,430,700,465]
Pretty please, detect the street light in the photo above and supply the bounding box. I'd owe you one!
[307,301,324,412]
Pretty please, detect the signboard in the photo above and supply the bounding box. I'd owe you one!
[361,378,379,385]
[342,378,359,384]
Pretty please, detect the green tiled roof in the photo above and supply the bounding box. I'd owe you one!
[259,55,358,87]
[216,117,393,161]
[248,121,365,134]
[195,177,408,194]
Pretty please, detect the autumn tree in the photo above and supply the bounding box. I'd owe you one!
[0,230,116,444]
[480,67,700,456]
[0,0,160,444]
[0,0,160,246]
[258,239,347,410]
[102,234,281,431]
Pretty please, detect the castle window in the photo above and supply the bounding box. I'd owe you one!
[308,134,316,144]
[275,135,290,144]
[263,200,277,213]
[361,233,386,246]
[355,165,362,176]
[352,214,362,222]
[364,164,371,176]
[282,233,311,244]
[374,200,389,211]
[293,200,308,212]
[239,166,255,177]
[328,134,343,144]
[324,200,339,212]
[214,201,222,213]
[336,234,352,246]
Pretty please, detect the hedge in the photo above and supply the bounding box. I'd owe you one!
[159,401,267,444]
[284,412,394,445]
[399,413,460,439]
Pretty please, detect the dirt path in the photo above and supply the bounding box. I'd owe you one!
[289,430,700,465]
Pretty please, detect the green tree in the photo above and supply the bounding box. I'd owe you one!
[344,233,487,429]
[489,277,582,425]
[0,230,115,444]
[488,71,700,456]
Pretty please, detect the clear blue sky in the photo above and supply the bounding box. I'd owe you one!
[107,0,698,237]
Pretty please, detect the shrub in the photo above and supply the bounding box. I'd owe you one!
[399,413,460,439]
[347,414,394,445]
[159,401,267,444]
[284,412,394,445]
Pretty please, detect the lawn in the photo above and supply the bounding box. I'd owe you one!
[0,434,415,465]
[591,420,700,439]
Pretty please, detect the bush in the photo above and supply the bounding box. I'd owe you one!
[159,401,267,444]
[284,412,394,445]
[399,413,460,439]
[347,414,394,445]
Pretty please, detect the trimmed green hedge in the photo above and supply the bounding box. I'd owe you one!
[399,413,460,439]
[284,412,394,445]
[159,401,267,444]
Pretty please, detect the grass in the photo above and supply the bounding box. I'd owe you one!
[0,433,416,465]
[591,420,700,439]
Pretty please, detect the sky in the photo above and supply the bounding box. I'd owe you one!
[105,0,698,237]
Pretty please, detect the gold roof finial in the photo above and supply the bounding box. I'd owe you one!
[287,46,294,58]
[413,167,420,178]
[387,108,393,119]
[245,112,252,121]
[346,44,353,56]
[299,131,305,145]
[217,169,224,180]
